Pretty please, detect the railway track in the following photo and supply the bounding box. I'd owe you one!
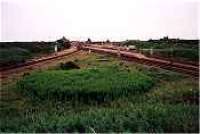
[93,45,199,66]
[0,48,79,77]
[82,46,199,77]
[0,46,198,78]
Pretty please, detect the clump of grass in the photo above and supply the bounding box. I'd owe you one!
[17,67,154,103]
[148,79,199,104]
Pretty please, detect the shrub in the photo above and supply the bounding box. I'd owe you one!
[59,61,80,70]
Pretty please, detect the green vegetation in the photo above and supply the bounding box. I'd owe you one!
[0,52,199,132]
[17,67,153,103]
[141,48,198,62]
[59,61,80,70]
[0,42,54,67]
[0,47,32,67]
[122,39,199,62]
[148,79,199,104]
[0,39,71,67]
[1,103,198,132]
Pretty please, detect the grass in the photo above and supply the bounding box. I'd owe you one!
[1,103,198,133]
[148,79,199,104]
[0,42,55,67]
[0,52,199,132]
[0,47,32,67]
[17,66,154,103]
[141,48,198,62]
[122,40,199,62]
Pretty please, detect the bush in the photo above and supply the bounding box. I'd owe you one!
[17,67,154,103]
[56,36,71,49]
[59,61,80,70]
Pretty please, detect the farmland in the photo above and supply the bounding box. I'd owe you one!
[0,51,198,132]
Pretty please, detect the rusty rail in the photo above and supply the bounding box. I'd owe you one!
[82,46,199,77]
[0,48,79,72]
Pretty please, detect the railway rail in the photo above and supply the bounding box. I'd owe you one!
[82,46,199,77]
[0,46,198,78]
[0,48,79,77]
[94,45,199,66]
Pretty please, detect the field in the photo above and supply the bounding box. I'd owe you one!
[0,51,198,132]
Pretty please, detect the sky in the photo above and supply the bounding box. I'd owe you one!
[0,0,199,41]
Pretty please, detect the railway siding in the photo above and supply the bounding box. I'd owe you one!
[82,46,199,77]
[0,45,198,78]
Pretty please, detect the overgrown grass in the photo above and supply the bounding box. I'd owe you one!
[17,66,154,103]
[0,47,32,67]
[148,79,199,104]
[0,103,198,133]
[0,42,55,67]
[0,52,199,132]
[122,40,199,62]
[141,49,198,62]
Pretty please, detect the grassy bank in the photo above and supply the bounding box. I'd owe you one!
[0,41,70,67]
[0,47,32,67]
[0,43,54,67]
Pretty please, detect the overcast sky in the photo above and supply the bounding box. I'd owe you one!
[0,0,199,41]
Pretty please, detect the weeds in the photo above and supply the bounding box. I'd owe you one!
[1,52,199,132]
[17,67,154,103]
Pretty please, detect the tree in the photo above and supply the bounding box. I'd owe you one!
[56,36,71,49]
[57,36,69,44]
[86,38,92,43]
[106,39,110,43]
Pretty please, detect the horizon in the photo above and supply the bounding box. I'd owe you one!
[0,36,199,43]
[1,0,199,42]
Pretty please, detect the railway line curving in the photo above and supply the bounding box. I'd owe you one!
[0,46,199,78]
